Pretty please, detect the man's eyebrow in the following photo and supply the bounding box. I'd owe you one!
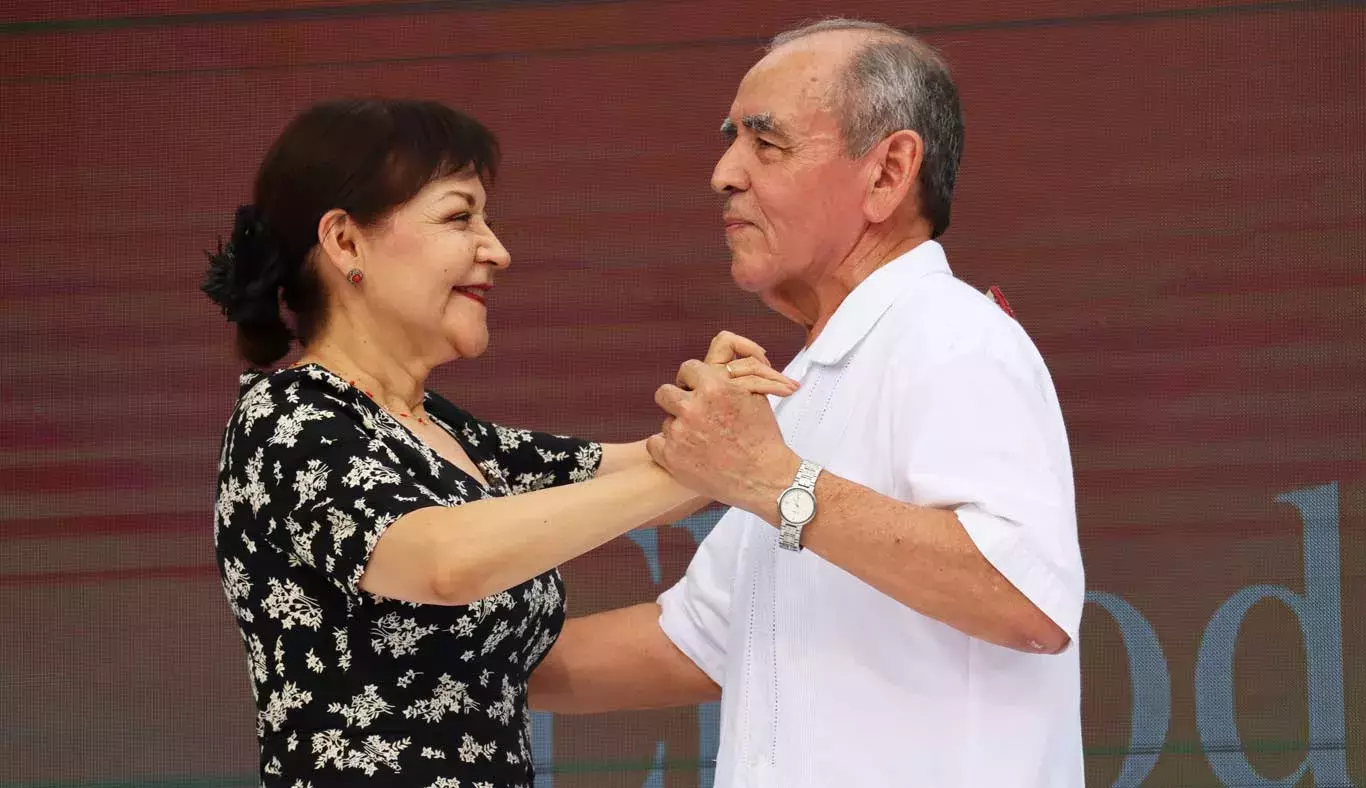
[720,113,786,142]
[742,113,781,136]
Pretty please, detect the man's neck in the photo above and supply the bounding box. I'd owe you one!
[765,230,932,345]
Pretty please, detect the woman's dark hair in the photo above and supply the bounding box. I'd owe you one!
[201,98,500,367]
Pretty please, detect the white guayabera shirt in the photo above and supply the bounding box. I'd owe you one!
[659,240,1086,788]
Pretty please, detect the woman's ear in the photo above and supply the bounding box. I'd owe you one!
[316,209,361,277]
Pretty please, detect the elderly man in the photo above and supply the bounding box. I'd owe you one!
[532,17,1085,787]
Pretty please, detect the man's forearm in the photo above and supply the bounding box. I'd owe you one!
[529,603,721,714]
[744,466,1068,654]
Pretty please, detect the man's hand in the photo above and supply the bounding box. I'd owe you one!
[601,332,795,479]
[646,359,800,522]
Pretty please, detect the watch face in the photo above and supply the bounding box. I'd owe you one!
[779,488,816,524]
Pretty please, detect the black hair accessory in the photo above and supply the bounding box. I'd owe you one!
[201,204,289,327]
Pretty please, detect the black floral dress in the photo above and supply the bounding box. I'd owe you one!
[211,363,602,787]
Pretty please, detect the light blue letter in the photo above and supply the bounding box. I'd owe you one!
[1087,591,1171,787]
[1194,482,1348,786]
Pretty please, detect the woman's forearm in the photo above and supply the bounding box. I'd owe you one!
[361,463,696,605]
[601,439,713,527]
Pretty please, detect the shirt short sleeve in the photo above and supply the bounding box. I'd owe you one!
[219,376,450,597]
[656,506,748,685]
[892,344,1086,646]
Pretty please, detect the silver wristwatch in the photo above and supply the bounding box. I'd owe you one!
[777,459,822,552]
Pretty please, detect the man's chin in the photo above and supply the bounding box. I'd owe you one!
[729,255,774,294]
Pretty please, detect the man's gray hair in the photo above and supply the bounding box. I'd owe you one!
[771,18,965,239]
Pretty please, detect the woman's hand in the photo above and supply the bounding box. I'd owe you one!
[703,330,799,397]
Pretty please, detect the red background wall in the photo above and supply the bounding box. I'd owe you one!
[1,1,1362,786]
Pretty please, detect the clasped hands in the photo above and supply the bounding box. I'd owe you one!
[646,331,803,521]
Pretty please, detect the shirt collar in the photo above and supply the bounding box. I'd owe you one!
[804,239,952,366]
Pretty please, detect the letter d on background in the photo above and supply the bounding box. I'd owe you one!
[1194,483,1349,786]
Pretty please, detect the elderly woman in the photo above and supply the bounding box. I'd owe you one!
[204,98,795,786]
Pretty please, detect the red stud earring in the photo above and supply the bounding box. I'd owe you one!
[347,268,364,285]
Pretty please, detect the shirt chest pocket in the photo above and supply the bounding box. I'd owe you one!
[785,364,899,498]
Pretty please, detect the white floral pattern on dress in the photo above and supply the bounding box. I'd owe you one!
[222,557,253,623]
[263,578,324,630]
[328,685,394,728]
[262,681,313,732]
[485,675,518,725]
[215,366,601,786]
[403,674,479,723]
[371,613,440,658]
[494,425,532,452]
[457,734,497,764]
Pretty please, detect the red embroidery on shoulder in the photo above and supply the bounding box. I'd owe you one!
[987,285,1016,319]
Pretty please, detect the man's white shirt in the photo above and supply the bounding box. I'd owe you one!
[658,240,1085,787]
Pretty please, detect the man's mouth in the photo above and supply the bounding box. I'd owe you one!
[724,214,754,232]
[454,284,491,305]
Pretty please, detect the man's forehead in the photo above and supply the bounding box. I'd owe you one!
[747,44,840,91]
[728,46,841,129]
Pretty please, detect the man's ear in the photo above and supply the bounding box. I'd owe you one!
[863,129,923,224]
